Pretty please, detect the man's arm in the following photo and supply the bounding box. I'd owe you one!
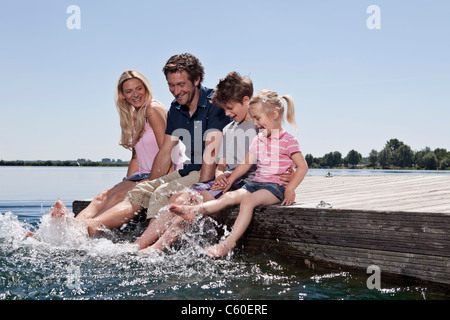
[198,130,223,182]
[149,134,179,180]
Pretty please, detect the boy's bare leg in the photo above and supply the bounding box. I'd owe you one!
[138,190,215,253]
[144,216,188,252]
[147,190,217,251]
[135,209,177,250]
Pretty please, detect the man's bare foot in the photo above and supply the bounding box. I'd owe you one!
[50,200,71,218]
[168,204,200,222]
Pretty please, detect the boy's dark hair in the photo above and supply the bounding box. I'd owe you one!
[162,53,205,86]
[211,72,253,107]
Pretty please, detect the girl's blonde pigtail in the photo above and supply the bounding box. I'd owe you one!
[282,95,297,130]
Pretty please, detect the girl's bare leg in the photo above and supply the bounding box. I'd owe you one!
[207,189,279,257]
[169,189,249,221]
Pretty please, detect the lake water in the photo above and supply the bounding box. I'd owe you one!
[1,166,449,303]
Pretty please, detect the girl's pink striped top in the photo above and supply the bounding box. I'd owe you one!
[249,129,301,185]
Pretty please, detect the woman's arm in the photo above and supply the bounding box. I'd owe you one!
[146,101,167,149]
[126,149,140,178]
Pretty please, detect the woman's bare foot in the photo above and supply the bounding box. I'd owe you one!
[138,246,161,256]
[168,204,201,222]
[50,200,71,218]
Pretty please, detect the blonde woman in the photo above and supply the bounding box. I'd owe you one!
[75,70,180,220]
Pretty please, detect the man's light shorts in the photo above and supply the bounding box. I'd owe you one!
[124,170,201,219]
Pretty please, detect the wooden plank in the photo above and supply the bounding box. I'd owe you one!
[211,205,450,285]
[295,175,450,214]
[71,175,450,285]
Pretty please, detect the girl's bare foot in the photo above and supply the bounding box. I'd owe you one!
[206,240,235,258]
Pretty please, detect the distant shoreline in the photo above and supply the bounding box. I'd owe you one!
[1,160,447,171]
[0,160,129,167]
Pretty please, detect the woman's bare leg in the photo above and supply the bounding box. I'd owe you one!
[50,200,72,218]
[76,180,141,220]
[84,200,143,236]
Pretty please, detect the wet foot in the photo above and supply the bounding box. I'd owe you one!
[168,204,200,222]
[206,241,235,258]
[50,200,71,218]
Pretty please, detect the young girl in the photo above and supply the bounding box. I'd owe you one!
[169,89,308,257]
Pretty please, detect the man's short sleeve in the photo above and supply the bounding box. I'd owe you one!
[205,104,231,133]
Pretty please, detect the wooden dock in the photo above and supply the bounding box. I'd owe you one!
[73,174,450,286]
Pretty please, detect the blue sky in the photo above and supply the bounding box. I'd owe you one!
[0,0,449,161]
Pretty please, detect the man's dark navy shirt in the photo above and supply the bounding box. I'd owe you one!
[165,85,231,177]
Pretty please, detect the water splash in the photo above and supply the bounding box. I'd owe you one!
[0,207,442,300]
[0,206,259,299]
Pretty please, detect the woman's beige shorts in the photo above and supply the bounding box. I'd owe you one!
[124,170,201,219]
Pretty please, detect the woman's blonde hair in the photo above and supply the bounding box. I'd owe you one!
[249,89,297,130]
[115,70,153,150]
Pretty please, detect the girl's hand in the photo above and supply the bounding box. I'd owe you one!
[281,188,296,206]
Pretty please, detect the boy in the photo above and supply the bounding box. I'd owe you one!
[136,72,292,253]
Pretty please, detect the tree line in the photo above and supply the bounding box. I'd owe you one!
[305,138,449,170]
[2,138,449,170]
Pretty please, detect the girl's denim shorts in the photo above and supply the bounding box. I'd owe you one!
[242,182,286,202]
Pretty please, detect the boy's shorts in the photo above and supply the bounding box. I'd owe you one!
[191,178,247,199]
